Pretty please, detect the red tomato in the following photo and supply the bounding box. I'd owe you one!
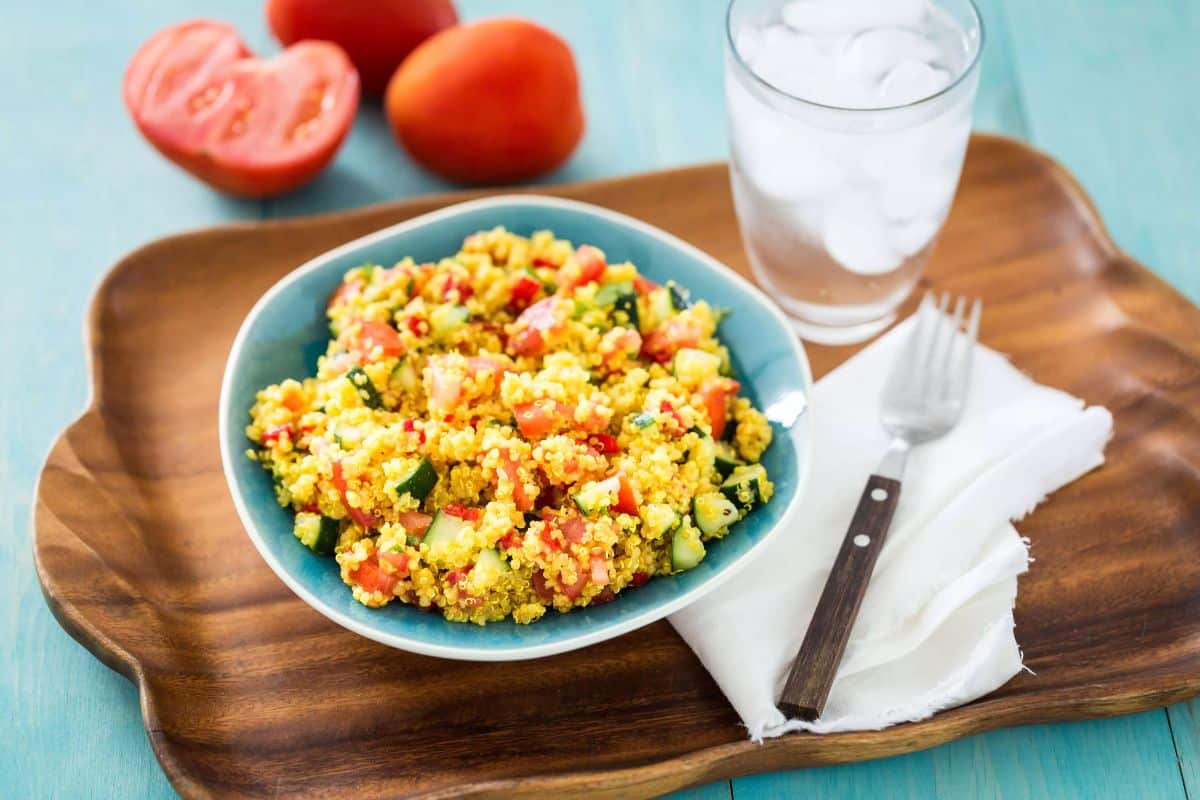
[443,503,480,522]
[630,571,650,587]
[699,381,734,440]
[561,565,590,600]
[331,460,380,530]
[632,276,659,296]
[613,472,639,515]
[123,20,359,198]
[560,517,587,544]
[349,555,398,595]
[328,278,363,310]
[641,316,703,363]
[532,569,555,601]
[354,320,406,359]
[497,455,533,512]
[588,433,620,455]
[590,554,610,586]
[498,530,523,550]
[508,274,542,310]
[563,245,606,290]
[380,551,411,577]
[397,511,433,536]
[266,0,458,96]
[513,402,556,439]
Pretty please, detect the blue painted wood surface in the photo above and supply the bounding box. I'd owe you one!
[3,1,1197,797]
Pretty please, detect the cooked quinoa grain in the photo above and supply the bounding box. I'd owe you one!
[247,228,774,624]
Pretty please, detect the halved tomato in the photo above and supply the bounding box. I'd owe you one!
[123,20,359,197]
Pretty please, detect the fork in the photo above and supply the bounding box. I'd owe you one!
[777,292,983,721]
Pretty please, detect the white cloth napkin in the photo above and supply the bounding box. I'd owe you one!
[669,318,1113,739]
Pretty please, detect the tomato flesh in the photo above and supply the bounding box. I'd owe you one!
[331,460,380,530]
[124,21,360,197]
[354,320,406,359]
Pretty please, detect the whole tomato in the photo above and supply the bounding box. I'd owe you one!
[266,0,458,96]
[385,18,584,184]
[123,20,359,197]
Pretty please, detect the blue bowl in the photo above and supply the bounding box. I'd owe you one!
[219,195,812,660]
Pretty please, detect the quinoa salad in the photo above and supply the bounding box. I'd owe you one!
[246,227,774,624]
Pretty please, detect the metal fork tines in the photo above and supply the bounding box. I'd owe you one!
[876,292,982,480]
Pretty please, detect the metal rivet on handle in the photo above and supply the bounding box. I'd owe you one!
[853,534,870,547]
[870,488,888,501]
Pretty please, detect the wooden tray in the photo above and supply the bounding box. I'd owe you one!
[35,134,1200,799]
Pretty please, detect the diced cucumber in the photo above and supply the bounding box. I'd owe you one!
[423,509,471,556]
[714,441,745,480]
[673,348,722,388]
[593,280,633,306]
[294,512,339,556]
[690,429,716,464]
[667,280,692,311]
[717,347,734,378]
[720,464,769,511]
[630,411,656,429]
[671,521,706,571]
[692,494,739,537]
[389,356,420,395]
[345,366,384,410]
[430,304,470,340]
[572,476,620,516]
[645,287,675,332]
[393,457,438,501]
[475,547,510,577]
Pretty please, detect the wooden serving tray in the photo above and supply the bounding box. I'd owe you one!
[35,134,1200,799]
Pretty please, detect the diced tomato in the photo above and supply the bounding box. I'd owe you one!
[466,356,507,392]
[441,275,474,302]
[508,328,544,357]
[328,278,363,309]
[443,503,481,523]
[499,455,533,512]
[630,571,650,587]
[590,554,610,586]
[632,276,659,296]
[659,400,686,431]
[532,569,555,601]
[405,315,428,337]
[641,316,703,363]
[563,245,606,290]
[380,551,411,577]
[445,567,470,587]
[513,402,558,439]
[561,516,587,544]
[561,564,590,599]
[397,511,433,536]
[539,525,563,553]
[532,256,558,268]
[699,381,734,440]
[508,273,542,310]
[331,460,380,530]
[300,501,320,514]
[588,433,620,454]
[613,471,639,515]
[401,418,427,444]
[349,556,398,595]
[354,319,406,359]
[261,423,294,445]
[499,529,523,550]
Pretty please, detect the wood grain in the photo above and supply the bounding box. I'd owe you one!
[778,475,902,720]
[33,134,1200,799]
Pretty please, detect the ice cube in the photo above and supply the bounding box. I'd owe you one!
[890,214,943,257]
[782,0,929,35]
[840,28,941,80]
[877,166,956,221]
[823,190,903,275]
[879,59,952,105]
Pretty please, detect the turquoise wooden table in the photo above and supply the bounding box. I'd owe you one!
[4,1,1199,797]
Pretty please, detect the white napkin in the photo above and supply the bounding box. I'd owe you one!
[669,318,1113,739]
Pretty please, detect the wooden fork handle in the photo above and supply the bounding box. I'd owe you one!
[777,474,902,721]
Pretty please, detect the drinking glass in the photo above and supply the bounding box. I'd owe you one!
[725,0,984,343]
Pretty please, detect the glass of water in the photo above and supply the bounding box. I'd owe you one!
[725,0,983,344]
